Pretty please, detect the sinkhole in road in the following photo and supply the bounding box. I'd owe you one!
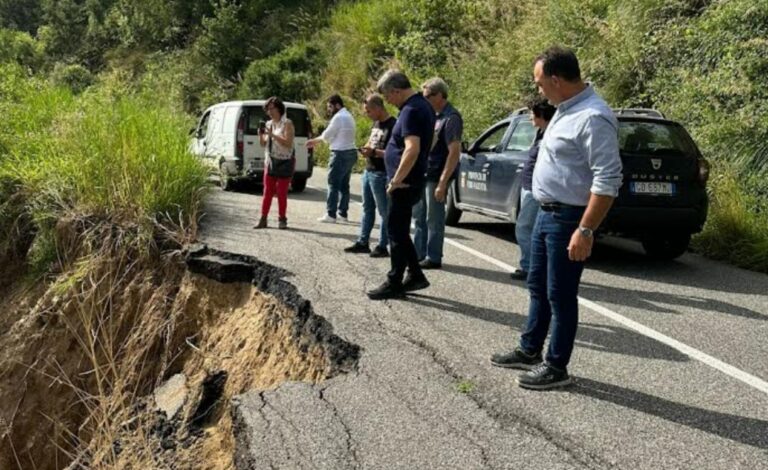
[0,246,359,470]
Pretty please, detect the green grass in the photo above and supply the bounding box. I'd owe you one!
[0,63,208,270]
[456,379,476,394]
[692,170,768,272]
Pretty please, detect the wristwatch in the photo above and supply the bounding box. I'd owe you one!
[578,226,594,238]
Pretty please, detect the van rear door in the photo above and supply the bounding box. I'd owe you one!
[287,107,311,172]
[242,105,312,174]
[243,105,267,175]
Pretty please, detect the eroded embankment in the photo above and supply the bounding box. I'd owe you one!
[0,239,359,470]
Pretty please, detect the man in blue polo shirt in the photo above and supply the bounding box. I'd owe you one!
[413,77,463,269]
[367,70,436,300]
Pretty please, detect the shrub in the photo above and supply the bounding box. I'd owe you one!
[239,42,323,102]
[50,63,95,94]
[0,28,43,69]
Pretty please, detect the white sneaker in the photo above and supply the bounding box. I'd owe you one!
[338,216,351,224]
[318,214,337,223]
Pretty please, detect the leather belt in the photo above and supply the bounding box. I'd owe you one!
[539,202,586,212]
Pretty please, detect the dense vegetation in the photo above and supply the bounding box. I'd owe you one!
[1,0,767,271]
[0,60,207,272]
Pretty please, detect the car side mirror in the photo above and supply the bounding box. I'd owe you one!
[461,141,469,153]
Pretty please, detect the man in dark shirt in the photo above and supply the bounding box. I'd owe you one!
[510,98,556,280]
[367,70,436,300]
[413,77,463,269]
[344,94,396,258]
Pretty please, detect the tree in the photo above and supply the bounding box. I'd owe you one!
[0,0,42,34]
[239,42,323,101]
[193,1,252,80]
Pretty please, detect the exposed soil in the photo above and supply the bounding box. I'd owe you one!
[0,245,359,470]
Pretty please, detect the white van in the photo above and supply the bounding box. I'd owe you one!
[190,100,314,191]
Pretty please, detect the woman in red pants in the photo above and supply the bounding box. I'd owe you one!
[255,96,295,229]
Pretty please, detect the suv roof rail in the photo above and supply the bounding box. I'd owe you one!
[614,108,666,119]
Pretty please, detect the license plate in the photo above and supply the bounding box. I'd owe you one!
[630,181,675,195]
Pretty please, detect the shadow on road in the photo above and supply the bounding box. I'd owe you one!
[571,378,768,449]
[285,226,359,243]
[408,294,689,362]
[580,282,766,321]
[451,221,517,244]
[588,238,768,296]
[441,264,516,286]
[462,220,768,296]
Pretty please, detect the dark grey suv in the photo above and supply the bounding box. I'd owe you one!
[447,108,710,259]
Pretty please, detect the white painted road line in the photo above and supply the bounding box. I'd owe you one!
[445,238,768,396]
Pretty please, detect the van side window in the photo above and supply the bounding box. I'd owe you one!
[244,106,268,135]
[223,106,239,134]
[243,105,310,137]
[198,111,211,138]
[287,108,309,137]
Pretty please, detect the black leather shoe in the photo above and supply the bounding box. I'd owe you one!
[369,246,389,258]
[517,363,572,390]
[367,281,405,300]
[490,347,542,370]
[403,273,429,292]
[418,259,442,269]
[344,242,371,254]
[509,268,528,281]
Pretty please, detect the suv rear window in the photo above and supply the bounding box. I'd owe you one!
[619,121,698,158]
[244,106,311,137]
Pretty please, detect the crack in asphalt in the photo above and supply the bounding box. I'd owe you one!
[257,390,317,468]
[367,300,614,469]
[399,329,612,470]
[318,385,361,469]
[365,302,495,469]
[254,391,277,470]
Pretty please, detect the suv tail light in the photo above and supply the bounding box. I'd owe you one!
[236,114,244,159]
[698,158,710,186]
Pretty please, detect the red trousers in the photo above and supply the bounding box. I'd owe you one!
[261,172,290,218]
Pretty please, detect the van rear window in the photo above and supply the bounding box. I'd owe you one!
[244,106,311,137]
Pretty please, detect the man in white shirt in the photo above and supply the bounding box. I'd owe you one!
[307,94,358,223]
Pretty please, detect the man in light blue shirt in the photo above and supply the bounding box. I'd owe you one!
[491,46,622,390]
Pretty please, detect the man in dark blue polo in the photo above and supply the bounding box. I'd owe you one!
[367,70,436,300]
[491,46,622,389]
[413,77,463,270]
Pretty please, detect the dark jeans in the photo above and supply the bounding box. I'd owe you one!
[520,205,586,370]
[387,185,424,285]
[326,149,358,218]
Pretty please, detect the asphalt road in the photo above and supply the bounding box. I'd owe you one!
[200,169,768,469]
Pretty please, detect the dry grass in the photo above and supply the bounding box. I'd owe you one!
[0,215,338,470]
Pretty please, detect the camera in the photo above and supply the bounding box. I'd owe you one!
[258,120,267,133]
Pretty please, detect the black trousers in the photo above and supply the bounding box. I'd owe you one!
[387,185,425,285]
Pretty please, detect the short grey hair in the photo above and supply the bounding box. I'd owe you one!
[422,77,449,99]
[364,93,385,109]
[377,70,411,94]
